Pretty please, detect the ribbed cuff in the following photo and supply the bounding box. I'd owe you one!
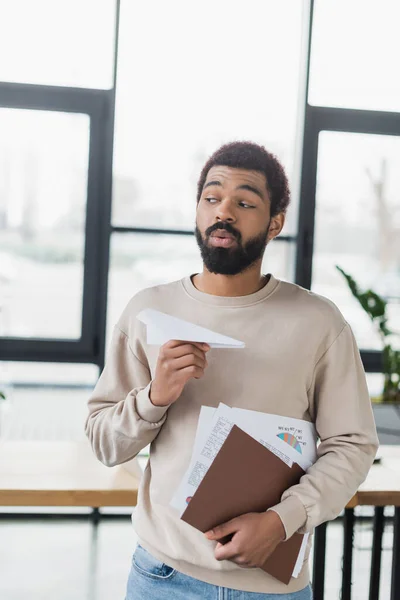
[267,495,307,541]
[135,382,170,424]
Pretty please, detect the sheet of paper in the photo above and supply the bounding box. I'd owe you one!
[171,403,317,578]
[136,308,245,348]
[292,532,310,578]
[170,403,234,514]
[230,407,317,576]
[231,407,317,471]
[191,406,217,462]
[170,403,294,515]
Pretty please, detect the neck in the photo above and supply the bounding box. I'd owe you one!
[192,267,269,297]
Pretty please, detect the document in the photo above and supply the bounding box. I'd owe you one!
[292,532,310,578]
[136,309,245,348]
[170,403,296,515]
[170,403,317,581]
[170,404,236,515]
[231,407,318,471]
[180,424,306,585]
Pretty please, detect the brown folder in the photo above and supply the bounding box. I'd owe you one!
[181,425,305,585]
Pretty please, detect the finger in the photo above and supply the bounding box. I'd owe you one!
[174,354,207,371]
[231,557,253,568]
[205,517,240,540]
[193,341,210,351]
[214,543,253,567]
[178,365,205,380]
[173,350,207,366]
[172,349,207,367]
[164,340,210,353]
[168,343,209,361]
[214,540,240,562]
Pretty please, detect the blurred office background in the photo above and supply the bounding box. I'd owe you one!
[0,1,399,598]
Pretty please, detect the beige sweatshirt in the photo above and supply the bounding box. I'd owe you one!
[84,273,379,594]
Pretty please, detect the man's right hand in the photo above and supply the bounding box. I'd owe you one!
[149,340,210,407]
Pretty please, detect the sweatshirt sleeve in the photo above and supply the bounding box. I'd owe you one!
[84,325,169,467]
[268,322,379,540]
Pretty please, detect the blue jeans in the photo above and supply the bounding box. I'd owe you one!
[125,543,313,599]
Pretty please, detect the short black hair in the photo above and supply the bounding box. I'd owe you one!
[196,141,290,217]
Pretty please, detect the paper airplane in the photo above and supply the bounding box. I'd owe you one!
[136,309,245,348]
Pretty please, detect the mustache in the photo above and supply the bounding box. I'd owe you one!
[205,222,240,241]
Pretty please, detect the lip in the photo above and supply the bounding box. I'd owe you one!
[210,229,236,240]
[209,236,237,248]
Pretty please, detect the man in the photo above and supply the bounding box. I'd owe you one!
[85,141,379,599]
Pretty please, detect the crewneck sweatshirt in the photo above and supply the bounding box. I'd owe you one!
[85,273,379,594]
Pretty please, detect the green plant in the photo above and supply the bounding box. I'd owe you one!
[0,391,5,400]
[336,266,400,403]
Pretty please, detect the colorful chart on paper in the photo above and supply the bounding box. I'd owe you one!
[277,432,303,454]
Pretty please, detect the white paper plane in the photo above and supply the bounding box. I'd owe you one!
[136,308,245,348]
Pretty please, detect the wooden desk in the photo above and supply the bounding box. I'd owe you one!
[353,445,400,507]
[0,440,140,507]
[1,442,398,509]
[0,441,399,599]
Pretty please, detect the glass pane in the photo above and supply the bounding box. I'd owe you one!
[0,108,89,339]
[0,361,98,390]
[107,232,295,344]
[309,0,400,112]
[0,0,116,88]
[312,131,400,350]
[107,233,202,343]
[113,0,304,234]
[0,362,98,441]
[262,239,295,284]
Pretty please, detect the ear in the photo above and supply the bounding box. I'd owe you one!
[268,212,285,241]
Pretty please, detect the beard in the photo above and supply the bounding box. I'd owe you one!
[194,220,271,276]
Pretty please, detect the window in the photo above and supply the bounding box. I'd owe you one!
[112,0,305,235]
[309,0,400,112]
[0,108,90,340]
[311,131,400,350]
[0,362,97,441]
[107,233,203,343]
[0,0,116,89]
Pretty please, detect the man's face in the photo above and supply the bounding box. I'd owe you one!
[195,166,279,275]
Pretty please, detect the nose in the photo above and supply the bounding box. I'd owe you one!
[215,198,236,223]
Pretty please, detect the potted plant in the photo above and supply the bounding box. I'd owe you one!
[336,265,400,442]
[336,266,400,403]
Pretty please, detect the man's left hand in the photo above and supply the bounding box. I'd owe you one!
[204,511,286,569]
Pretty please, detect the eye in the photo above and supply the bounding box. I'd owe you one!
[205,197,254,208]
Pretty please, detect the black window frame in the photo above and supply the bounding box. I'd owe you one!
[1,0,397,375]
[0,1,120,368]
[296,0,400,372]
